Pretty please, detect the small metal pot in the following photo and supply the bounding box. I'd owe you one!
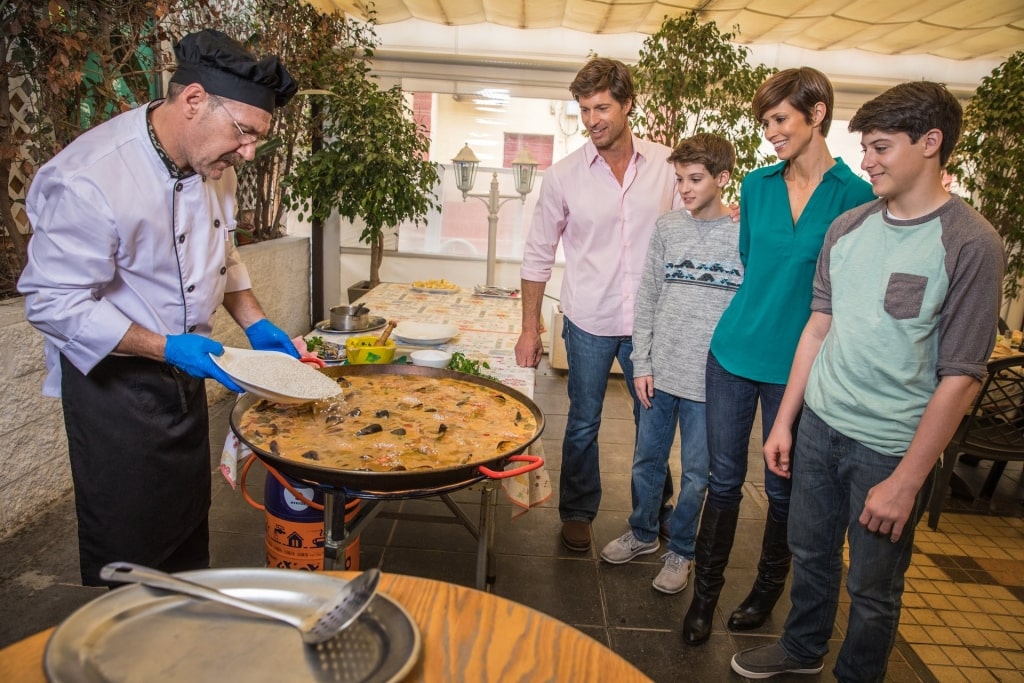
[329,304,370,331]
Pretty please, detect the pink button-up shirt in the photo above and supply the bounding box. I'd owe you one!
[520,136,677,336]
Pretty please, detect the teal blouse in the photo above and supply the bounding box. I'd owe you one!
[710,158,875,384]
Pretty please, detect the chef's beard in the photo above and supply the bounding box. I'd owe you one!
[220,153,244,169]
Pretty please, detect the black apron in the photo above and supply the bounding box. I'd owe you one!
[60,354,211,586]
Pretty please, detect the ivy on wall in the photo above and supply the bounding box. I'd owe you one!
[0,0,213,297]
[0,0,393,295]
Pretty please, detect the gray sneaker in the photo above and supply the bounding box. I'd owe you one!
[600,531,659,564]
[652,551,692,594]
[731,642,824,679]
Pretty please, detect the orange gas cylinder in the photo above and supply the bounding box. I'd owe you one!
[240,457,359,571]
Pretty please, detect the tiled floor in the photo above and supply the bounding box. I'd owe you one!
[1,358,1022,682]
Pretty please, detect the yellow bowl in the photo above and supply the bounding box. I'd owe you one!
[345,336,396,364]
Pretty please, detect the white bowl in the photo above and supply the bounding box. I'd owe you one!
[410,349,452,369]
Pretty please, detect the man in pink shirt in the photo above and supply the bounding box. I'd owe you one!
[516,57,678,552]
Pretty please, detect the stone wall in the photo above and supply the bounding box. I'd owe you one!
[0,236,310,538]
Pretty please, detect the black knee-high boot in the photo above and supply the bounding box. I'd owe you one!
[727,513,791,631]
[682,505,739,646]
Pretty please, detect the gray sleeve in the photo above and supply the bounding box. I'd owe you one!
[937,200,1006,380]
[810,234,834,315]
[630,220,665,378]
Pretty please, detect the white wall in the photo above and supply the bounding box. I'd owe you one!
[0,298,69,539]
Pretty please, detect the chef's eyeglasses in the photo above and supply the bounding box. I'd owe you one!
[211,95,266,146]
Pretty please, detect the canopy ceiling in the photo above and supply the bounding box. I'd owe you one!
[315,0,1024,61]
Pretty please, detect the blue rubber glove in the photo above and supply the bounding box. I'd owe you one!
[245,318,300,358]
[165,334,244,393]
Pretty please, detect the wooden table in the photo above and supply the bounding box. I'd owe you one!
[0,572,653,683]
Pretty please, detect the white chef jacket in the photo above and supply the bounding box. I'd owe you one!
[18,103,252,396]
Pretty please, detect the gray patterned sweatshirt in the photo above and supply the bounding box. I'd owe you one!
[631,209,742,401]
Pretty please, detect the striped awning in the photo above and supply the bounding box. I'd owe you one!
[306,0,1024,61]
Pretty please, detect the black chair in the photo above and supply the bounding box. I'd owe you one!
[928,356,1024,530]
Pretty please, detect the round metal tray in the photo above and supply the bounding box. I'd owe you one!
[44,568,420,683]
[314,317,387,335]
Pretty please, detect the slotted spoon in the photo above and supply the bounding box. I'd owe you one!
[100,562,381,645]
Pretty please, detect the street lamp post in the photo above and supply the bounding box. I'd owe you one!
[452,143,538,287]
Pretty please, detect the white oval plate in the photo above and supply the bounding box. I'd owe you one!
[212,347,341,403]
[391,322,459,346]
[410,285,459,294]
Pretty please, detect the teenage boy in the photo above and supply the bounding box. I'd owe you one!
[600,134,742,596]
[731,82,1004,681]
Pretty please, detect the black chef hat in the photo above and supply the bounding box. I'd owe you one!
[169,30,297,112]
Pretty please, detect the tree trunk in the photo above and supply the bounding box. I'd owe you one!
[369,232,384,288]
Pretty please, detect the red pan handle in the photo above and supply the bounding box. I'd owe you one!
[478,454,544,479]
[239,455,324,511]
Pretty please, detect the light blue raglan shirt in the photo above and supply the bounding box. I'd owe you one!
[805,197,1004,456]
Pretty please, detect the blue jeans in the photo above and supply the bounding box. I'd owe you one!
[560,317,672,522]
[705,352,791,520]
[628,389,708,558]
[780,407,931,683]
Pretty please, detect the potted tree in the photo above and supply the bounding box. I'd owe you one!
[222,2,376,244]
[947,50,1024,307]
[631,11,777,193]
[282,37,439,302]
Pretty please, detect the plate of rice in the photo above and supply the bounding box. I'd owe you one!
[212,348,342,403]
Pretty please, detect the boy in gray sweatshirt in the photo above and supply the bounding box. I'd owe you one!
[600,133,742,595]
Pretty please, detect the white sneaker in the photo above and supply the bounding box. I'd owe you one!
[652,551,692,594]
[600,531,660,564]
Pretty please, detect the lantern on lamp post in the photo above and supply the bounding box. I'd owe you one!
[452,143,538,287]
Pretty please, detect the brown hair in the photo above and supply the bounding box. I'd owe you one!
[570,57,636,117]
[668,133,736,177]
[849,81,963,167]
[752,67,834,136]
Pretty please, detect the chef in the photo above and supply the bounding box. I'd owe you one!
[18,29,300,586]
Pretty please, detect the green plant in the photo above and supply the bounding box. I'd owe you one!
[217,2,370,242]
[632,11,776,196]
[447,351,498,381]
[947,50,1024,301]
[281,9,439,290]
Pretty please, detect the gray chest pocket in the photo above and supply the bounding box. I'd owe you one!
[884,273,928,320]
